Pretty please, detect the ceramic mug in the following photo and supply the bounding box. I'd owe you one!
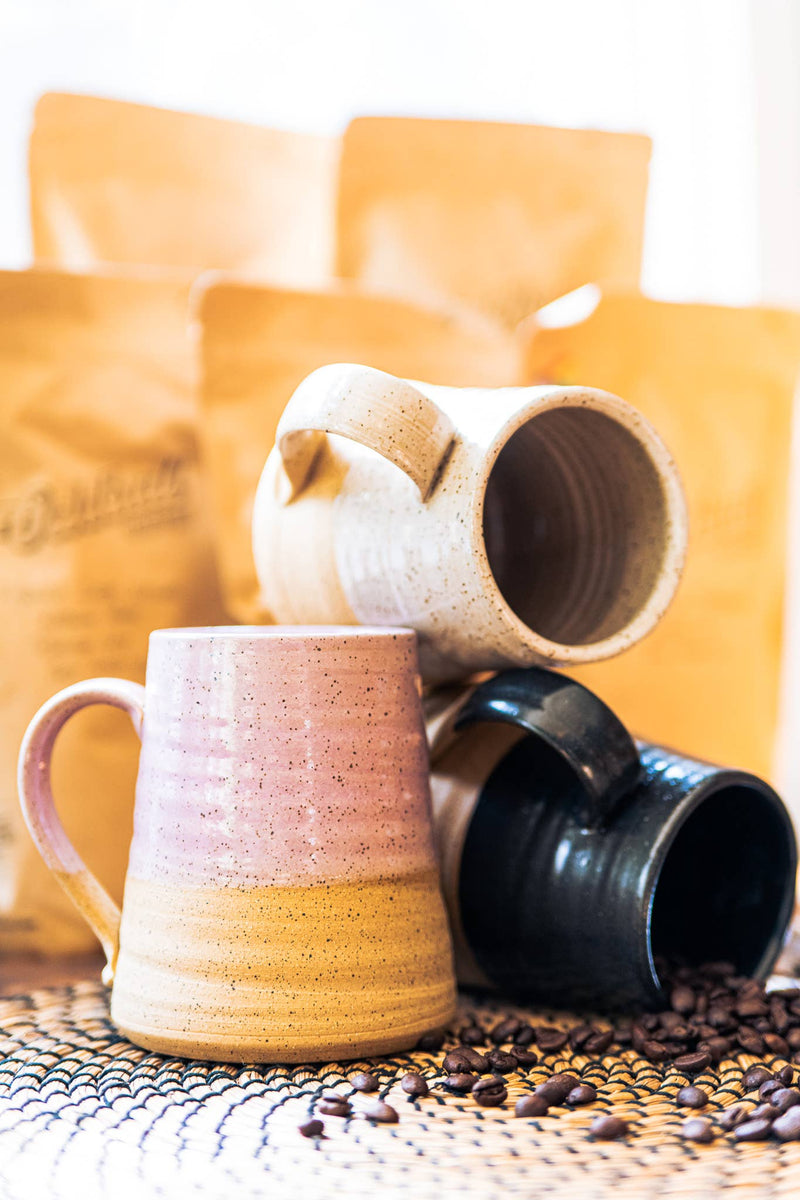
[252,364,688,682]
[18,626,456,1062]
[427,668,797,1010]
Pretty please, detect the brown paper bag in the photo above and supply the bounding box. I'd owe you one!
[30,93,338,284]
[0,269,225,955]
[524,292,800,779]
[336,117,651,329]
[195,278,520,622]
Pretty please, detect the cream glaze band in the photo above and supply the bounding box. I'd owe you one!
[113,869,455,1062]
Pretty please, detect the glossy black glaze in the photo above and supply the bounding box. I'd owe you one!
[456,670,797,1011]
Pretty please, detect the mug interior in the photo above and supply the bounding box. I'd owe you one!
[482,407,670,646]
[649,781,796,981]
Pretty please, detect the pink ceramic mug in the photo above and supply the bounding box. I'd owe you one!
[17,626,456,1062]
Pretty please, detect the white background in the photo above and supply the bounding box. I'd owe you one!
[1,0,799,785]
[2,0,798,305]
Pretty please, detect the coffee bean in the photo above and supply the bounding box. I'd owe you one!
[643,1040,671,1062]
[747,1103,778,1122]
[535,1027,569,1052]
[318,1099,351,1118]
[758,1078,782,1101]
[457,1047,491,1074]
[768,988,800,1000]
[509,1045,538,1068]
[472,1075,507,1106]
[298,1118,324,1138]
[614,1025,633,1047]
[673,1051,711,1075]
[671,986,696,1015]
[351,1072,379,1093]
[443,1073,479,1092]
[631,1024,650,1055]
[566,1084,597,1106]
[490,1018,522,1045]
[778,1065,795,1086]
[717,1104,750,1131]
[321,1088,348,1102]
[401,1073,429,1098]
[763,1033,790,1058]
[737,1029,766,1055]
[443,1050,479,1074]
[513,1024,536,1047]
[535,1074,579,1106]
[487,1049,518,1075]
[640,1014,660,1031]
[459,1025,486,1046]
[706,1007,736,1033]
[787,1030,800,1051]
[770,999,791,1034]
[773,1107,800,1141]
[736,997,769,1019]
[569,1024,595,1051]
[676,1086,708,1108]
[590,1115,629,1140]
[584,1029,614,1055]
[681,1117,714,1144]
[769,1087,800,1113]
[515,1094,549,1118]
[742,1065,773,1091]
[698,1037,731,1064]
[364,1100,398,1124]
[416,1031,444,1052]
[733,1117,773,1141]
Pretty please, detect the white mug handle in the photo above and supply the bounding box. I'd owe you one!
[276,364,456,503]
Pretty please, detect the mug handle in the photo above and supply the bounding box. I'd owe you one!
[453,668,641,828]
[17,677,146,984]
[275,363,456,503]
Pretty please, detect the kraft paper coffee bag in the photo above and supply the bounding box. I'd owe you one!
[0,269,225,954]
[30,93,338,284]
[525,292,800,779]
[337,117,651,329]
[195,278,519,622]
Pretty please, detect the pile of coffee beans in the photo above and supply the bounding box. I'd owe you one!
[299,963,800,1145]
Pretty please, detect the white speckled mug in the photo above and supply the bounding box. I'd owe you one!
[17,626,456,1062]
[252,364,687,682]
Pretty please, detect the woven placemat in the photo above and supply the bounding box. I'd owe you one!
[1,981,800,1200]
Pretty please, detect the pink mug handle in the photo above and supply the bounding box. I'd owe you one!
[17,677,146,984]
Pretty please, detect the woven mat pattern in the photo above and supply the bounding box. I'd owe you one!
[2,982,800,1200]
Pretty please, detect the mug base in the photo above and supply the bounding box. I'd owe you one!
[113,1007,455,1064]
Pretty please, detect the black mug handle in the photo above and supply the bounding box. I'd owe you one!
[454,668,641,828]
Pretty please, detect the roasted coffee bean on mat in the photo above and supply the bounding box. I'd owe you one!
[298,1119,324,1138]
[676,1086,708,1108]
[302,963,800,1144]
[514,1094,549,1118]
[363,1100,399,1124]
[590,1115,629,1140]
[351,1071,379,1093]
[472,1075,508,1106]
[401,1073,429,1097]
[681,1117,714,1144]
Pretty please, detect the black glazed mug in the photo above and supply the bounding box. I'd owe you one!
[426,668,797,1010]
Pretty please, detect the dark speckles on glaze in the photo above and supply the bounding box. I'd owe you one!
[252,368,687,684]
[112,626,456,1062]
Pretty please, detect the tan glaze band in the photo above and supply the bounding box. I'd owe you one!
[112,868,456,1063]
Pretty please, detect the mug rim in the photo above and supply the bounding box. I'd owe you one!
[149,625,417,641]
[641,767,797,1001]
[471,385,688,666]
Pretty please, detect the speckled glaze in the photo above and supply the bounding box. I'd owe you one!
[17,627,456,1061]
[252,364,688,682]
[426,670,797,1010]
